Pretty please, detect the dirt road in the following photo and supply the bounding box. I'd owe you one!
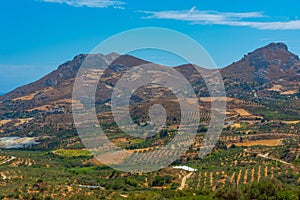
[177,172,193,190]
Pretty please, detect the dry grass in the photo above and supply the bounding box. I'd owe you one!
[251,168,255,182]
[231,123,241,128]
[27,98,81,111]
[243,169,248,184]
[237,169,242,185]
[258,166,261,182]
[268,84,282,92]
[280,89,298,95]
[128,147,158,153]
[234,139,283,147]
[14,118,33,127]
[12,93,37,101]
[0,120,12,126]
[199,97,235,102]
[226,111,236,115]
[27,105,51,111]
[13,87,54,101]
[267,85,297,95]
[235,108,251,116]
[94,150,132,165]
[52,149,91,157]
[282,120,300,124]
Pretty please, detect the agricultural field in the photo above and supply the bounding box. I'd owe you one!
[1,96,300,199]
[0,136,299,200]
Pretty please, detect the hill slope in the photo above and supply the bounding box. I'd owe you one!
[0,42,300,148]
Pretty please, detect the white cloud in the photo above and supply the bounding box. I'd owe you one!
[143,7,264,22]
[142,7,300,30]
[221,20,300,30]
[41,0,125,8]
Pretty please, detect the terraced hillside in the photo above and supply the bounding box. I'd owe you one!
[0,43,300,199]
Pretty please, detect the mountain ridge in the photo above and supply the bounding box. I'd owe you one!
[0,42,299,112]
[0,42,300,149]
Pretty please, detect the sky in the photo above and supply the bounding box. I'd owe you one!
[1,0,300,93]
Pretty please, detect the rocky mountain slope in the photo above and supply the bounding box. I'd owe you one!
[1,43,299,111]
[0,43,299,148]
[221,43,300,99]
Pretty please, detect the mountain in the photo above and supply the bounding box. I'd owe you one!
[0,42,300,149]
[1,42,299,105]
[1,43,300,199]
[222,42,300,83]
[0,53,154,147]
[221,43,300,99]
[0,53,149,113]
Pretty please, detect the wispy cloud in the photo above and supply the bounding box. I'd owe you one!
[41,0,125,8]
[142,7,300,30]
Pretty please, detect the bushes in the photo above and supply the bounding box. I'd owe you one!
[152,175,172,187]
[242,178,282,200]
[215,184,240,200]
[215,178,300,200]
[125,178,138,187]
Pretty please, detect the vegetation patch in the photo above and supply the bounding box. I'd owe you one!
[52,149,91,158]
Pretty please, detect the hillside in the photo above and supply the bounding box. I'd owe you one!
[221,43,300,99]
[0,43,300,199]
[1,43,299,112]
[0,43,299,141]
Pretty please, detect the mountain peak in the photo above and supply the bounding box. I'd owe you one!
[110,54,150,67]
[243,42,298,65]
[222,42,300,86]
[264,42,288,51]
[106,52,120,58]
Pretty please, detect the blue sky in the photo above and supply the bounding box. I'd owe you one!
[1,0,300,93]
